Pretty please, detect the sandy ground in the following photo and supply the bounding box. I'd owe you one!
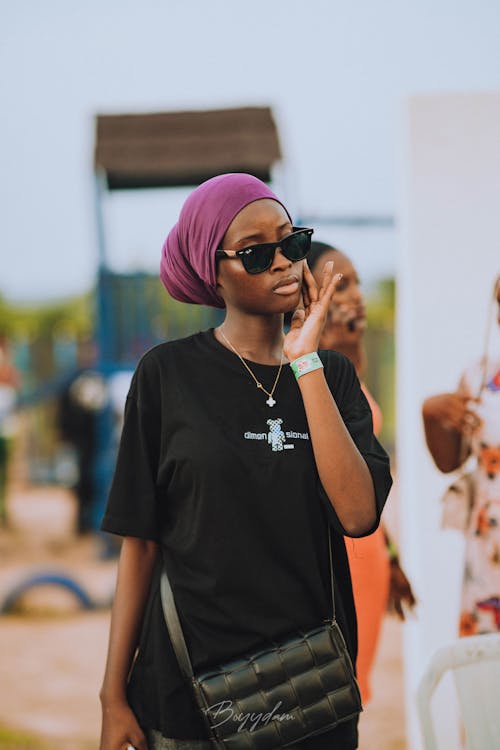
[0,485,407,750]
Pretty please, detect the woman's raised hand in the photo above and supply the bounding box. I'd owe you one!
[283,260,342,362]
[422,393,481,435]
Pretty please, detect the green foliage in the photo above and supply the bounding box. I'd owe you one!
[0,727,94,750]
[366,277,395,329]
[0,292,94,341]
[0,726,51,749]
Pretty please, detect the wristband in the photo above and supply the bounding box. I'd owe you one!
[290,352,324,380]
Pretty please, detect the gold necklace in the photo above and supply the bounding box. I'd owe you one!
[219,328,284,407]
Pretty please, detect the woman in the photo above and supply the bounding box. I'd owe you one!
[308,241,416,704]
[422,274,500,637]
[98,174,392,750]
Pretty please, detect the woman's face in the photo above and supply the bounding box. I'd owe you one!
[312,249,366,348]
[216,199,303,314]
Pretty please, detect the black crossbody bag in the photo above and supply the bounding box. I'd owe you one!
[160,528,362,749]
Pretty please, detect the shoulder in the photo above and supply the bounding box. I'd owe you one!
[139,332,202,365]
[129,332,203,401]
[136,332,205,370]
[317,349,366,410]
[318,349,357,386]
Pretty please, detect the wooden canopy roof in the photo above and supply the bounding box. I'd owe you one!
[94,107,282,189]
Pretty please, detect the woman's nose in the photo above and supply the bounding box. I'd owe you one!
[351,283,363,304]
[270,247,292,271]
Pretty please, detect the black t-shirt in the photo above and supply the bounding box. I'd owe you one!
[101,329,392,749]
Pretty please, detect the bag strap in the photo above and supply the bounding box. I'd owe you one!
[327,525,336,621]
[160,556,195,682]
[159,526,336,680]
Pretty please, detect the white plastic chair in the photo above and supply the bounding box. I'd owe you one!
[417,633,500,750]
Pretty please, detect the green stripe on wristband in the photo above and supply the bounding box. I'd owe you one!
[290,352,324,380]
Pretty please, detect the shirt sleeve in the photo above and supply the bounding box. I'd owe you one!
[317,350,393,538]
[100,356,162,541]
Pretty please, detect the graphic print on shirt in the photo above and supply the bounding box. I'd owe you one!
[267,418,286,451]
[244,416,310,453]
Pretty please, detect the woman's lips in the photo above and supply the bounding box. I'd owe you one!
[347,316,367,331]
[272,276,301,295]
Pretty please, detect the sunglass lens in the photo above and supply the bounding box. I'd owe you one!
[241,246,275,274]
[282,232,311,261]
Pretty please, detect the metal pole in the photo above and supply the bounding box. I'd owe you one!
[92,171,117,553]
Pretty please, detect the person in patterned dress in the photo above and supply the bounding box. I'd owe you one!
[422,274,500,635]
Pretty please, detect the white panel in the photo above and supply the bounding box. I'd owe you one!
[397,92,500,749]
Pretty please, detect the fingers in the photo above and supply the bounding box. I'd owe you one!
[442,408,481,434]
[99,703,148,750]
[387,593,405,620]
[321,262,343,304]
[302,279,312,310]
[302,259,343,313]
[390,592,416,621]
[389,564,418,617]
[426,393,481,433]
[126,733,148,750]
[406,589,417,608]
[393,598,405,621]
[398,582,417,609]
[463,410,481,432]
[302,259,319,304]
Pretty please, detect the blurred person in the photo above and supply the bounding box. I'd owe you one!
[308,241,416,704]
[422,274,500,636]
[0,335,19,525]
[57,338,106,534]
[98,174,393,750]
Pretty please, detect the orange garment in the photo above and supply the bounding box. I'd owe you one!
[345,383,390,704]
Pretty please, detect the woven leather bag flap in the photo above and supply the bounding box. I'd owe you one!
[192,622,361,750]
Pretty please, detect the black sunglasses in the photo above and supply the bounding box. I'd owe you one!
[215,227,314,275]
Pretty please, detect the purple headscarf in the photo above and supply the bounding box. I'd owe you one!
[160,173,291,308]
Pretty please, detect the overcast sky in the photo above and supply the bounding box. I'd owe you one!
[2,0,500,302]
